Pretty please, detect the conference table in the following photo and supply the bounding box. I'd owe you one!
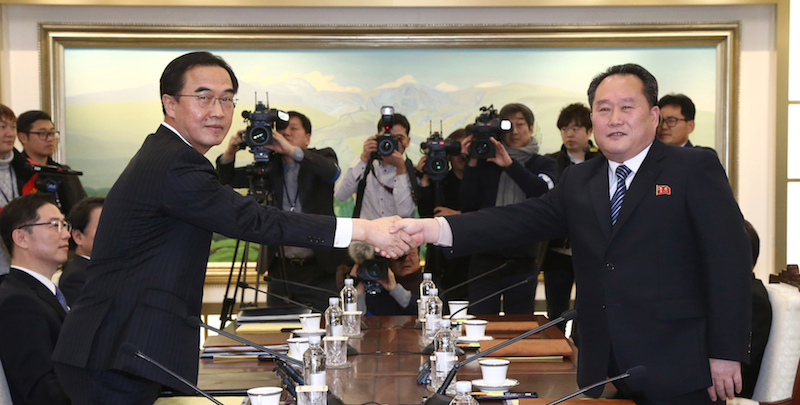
[194,314,633,404]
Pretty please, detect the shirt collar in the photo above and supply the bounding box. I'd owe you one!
[607,141,653,178]
[10,265,57,295]
[161,122,194,149]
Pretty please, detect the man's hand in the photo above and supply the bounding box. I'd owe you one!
[461,135,479,167]
[348,265,365,295]
[223,130,244,160]
[361,135,378,163]
[377,269,398,292]
[433,206,460,217]
[390,218,440,246]
[265,132,296,156]
[707,358,742,401]
[383,150,406,173]
[352,216,416,259]
[417,156,430,187]
[487,138,512,167]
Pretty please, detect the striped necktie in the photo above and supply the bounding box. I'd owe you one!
[55,286,69,313]
[610,164,632,225]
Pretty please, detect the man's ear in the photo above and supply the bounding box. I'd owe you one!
[17,132,28,146]
[162,94,177,120]
[11,228,29,251]
[71,228,84,246]
[687,120,696,134]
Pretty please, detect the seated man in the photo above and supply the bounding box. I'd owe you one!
[344,244,422,316]
[0,193,71,405]
[16,110,87,215]
[59,196,104,306]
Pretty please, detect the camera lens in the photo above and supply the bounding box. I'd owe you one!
[378,139,395,155]
[475,140,491,156]
[248,126,271,146]
[430,157,447,173]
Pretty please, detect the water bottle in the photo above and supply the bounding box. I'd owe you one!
[432,319,457,394]
[340,279,358,312]
[325,297,344,337]
[424,288,443,341]
[303,335,326,386]
[449,381,478,405]
[419,273,436,322]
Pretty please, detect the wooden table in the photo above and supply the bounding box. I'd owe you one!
[196,315,631,404]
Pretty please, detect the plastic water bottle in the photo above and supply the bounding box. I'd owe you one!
[340,279,358,312]
[432,319,457,394]
[325,297,344,337]
[303,335,326,386]
[419,273,436,322]
[424,288,443,340]
[449,381,478,405]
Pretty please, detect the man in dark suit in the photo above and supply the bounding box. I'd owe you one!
[656,93,711,150]
[51,51,413,405]
[0,193,72,405]
[216,111,343,311]
[59,196,104,306]
[393,64,752,404]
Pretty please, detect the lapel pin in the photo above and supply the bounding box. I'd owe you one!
[656,185,671,196]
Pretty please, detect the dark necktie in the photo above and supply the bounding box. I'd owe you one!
[610,164,632,225]
[55,286,69,313]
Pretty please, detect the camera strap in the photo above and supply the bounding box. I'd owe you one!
[352,159,374,218]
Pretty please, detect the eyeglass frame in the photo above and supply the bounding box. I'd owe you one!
[659,116,689,128]
[26,130,60,140]
[174,94,238,110]
[17,220,73,233]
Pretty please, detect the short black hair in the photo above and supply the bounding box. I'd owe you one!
[499,103,535,128]
[587,63,658,108]
[288,111,312,135]
[66,197,104,250]
[377,113,410,136]
[0,104,16,123]
[16,110,52,134]
[657,93,696,121]
[556,103,592,130]
[160,51,239,115]
[447,128,467,142]
[0,193,57,255]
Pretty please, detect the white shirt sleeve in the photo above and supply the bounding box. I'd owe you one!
[434,217,453,247]
[333,218,353,248]
[334,158,368,202]
[391,172,416,218]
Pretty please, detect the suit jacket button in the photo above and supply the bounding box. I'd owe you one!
[606,263,615,271]
[602,304,606,309]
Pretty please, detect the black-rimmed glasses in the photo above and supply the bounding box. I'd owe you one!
[660,116,688,128]
[17,220,72,233]
[27,131,60,140]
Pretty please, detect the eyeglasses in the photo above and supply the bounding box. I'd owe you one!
[175,94,237,111]
[660,117,688,128]
[27,131,60,140]
[17,220,72,233]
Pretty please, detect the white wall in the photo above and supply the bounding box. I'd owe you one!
[0,3,778,280]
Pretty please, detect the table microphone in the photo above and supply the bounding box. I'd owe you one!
[237,281,324,313]
[424,309,578,405]
[546,365,646,405]
[263,275,339,295]
[439,260,510,296]
[121,343,224,405]
[449,274,536,319]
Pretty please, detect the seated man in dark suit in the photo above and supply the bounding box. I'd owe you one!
[0,193,71,405]
[344,244,422,316]
[59,196,104,306]
[16,110,87,215]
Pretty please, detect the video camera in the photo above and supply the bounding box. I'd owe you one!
[357,258,390,295]
[372,106,399,159]
[420,131,461,182]
[241,100,289,162]
[465,105,511,160]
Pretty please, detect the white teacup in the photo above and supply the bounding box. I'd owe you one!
[479,358,509,385]
[299,313,322,331]
[447,300,469,317]
[287,337,309,361]
[247,386,282,405]
[463,319,488,340]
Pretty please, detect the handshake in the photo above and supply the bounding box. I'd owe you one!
[351,216,443,259]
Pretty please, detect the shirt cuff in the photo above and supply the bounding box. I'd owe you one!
[334,218,353,248]
[389,284,412,308]
[291,146,305,162]
[219,155,234,165]
[435,217,454,247]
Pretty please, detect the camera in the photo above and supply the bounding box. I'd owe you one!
[357,258,389,294]
[420,131,461,182]
[465,105,511,160]
[372,106,399,159]
[241,101,289,162]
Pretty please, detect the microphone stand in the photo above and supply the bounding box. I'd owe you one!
[448,274,534,319]
[546,366,646,405]
[263,276,339,295]
[439,260,510,297]
[238,281,324,313]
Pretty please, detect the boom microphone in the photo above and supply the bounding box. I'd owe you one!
[121,343,224,405]
[25,162,83,177]
[263,275,338,295]
[237,281,324,313]
[546,366,646,405]
[449,274,536,319]
[440,260,510,296]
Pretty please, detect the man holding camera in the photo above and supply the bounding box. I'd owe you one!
[344,243,422,316]
[334,111,421,219]
[216,111,344,311]
[459,103,557,314]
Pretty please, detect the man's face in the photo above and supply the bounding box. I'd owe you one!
[18,203,70,266]
[19,119,56,161]
[657,104,695,146]
[560,121,592,153]
[162,65,235,155]
[591,74,659,163]
[73,206,102,257]
[504,111,533,148]
[389,124,410,154]
[0,117,16,155]
[279,117,311,149]
[389,248,420,277]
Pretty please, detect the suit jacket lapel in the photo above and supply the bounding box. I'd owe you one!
[610,140,666,240]
[589,157,612,243]
[10,269,67,320]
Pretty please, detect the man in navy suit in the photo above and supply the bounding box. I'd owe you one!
[51,51,414,405]
[392,64,751,404]
[0,193,72,405]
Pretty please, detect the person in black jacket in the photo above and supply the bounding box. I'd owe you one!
[59,196,104,306]
[459,103,557,314]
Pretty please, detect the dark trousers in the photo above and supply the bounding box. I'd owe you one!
[541,251,575,331]
[54,362,162,405]
[467,255,537,314]
[267,257,337,313]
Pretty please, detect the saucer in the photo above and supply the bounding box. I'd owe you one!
[456,335,494,343]
[470,378,519,393]
[292,329,326,337]
[446,314,476,320]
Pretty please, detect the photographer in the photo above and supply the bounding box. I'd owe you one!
[334,112,420,219]
[344,246,422,316]
[215,111,343,312]
[460,103,557,314]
